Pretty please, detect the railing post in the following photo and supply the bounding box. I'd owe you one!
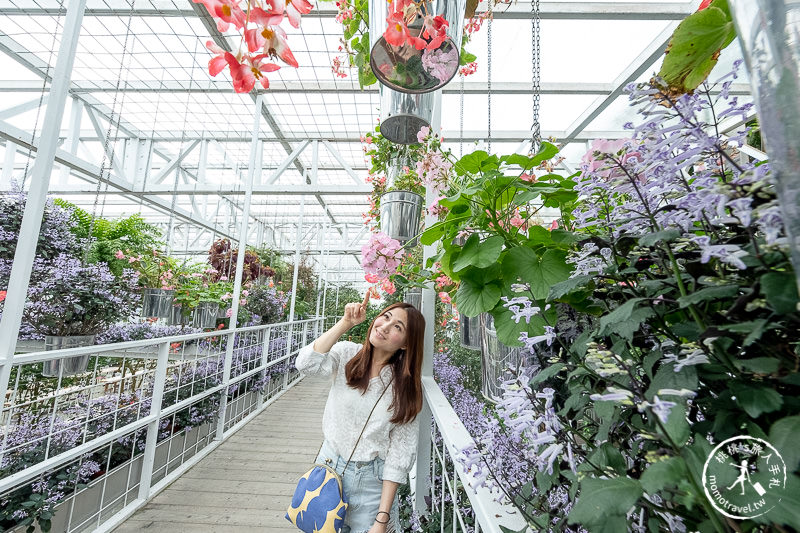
[138,341,170,500]
[257,326,272,409]
[215,331,236,440]
[0,0,87,411]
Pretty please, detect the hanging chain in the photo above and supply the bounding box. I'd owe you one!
[19,0,66,191]
[487,1,492,154]
[529,0,541,155]
[459,75,465,157]
[84,0,136,264]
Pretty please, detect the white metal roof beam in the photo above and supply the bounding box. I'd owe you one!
[0,2,696,19]
[0,80,752,97]
[561,21,681,143]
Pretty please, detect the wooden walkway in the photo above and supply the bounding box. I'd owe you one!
[114,377,329,533]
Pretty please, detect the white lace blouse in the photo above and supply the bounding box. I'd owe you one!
[295,340,420,484]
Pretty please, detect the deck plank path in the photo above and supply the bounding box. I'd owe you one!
[114,377,329,533]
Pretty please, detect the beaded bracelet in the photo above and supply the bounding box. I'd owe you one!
[375,511,390,524]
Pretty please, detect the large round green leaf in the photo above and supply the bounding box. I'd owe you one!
[452,234,504,272]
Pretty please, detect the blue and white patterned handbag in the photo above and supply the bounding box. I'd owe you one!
[286,377,393,533]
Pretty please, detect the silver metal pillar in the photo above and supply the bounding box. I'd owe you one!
[0,0,87,409]
[288,194,305,321]
[214,94,262,441]
[412,89,442,515]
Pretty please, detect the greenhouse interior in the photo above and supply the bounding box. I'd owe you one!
[1,0,800,531]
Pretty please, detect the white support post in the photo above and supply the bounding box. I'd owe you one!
[288,193,305,321]
[1,140,17,188]
[138,341,171,500]
[413,89,442,515]
[57,97,83,186]
[315,222,327,317]
[256,326,272,410]
[214,94,262,441]
[0,0,86,408]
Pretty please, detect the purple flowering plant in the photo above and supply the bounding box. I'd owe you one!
[420,62,800,532]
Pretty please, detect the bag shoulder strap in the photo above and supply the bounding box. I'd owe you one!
[343,374,394,474]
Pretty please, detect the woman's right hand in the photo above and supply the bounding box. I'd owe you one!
[342,290,372,328]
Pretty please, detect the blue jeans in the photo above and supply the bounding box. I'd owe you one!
[315,440,400,533]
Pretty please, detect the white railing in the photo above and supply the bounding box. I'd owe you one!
[0,317,323,533]
[422,375,530,533]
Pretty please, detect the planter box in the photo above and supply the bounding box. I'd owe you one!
[9,422,213,533]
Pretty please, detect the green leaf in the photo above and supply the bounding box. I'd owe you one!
[420,216,468,246]
[551,229,583,246]
[529,363,566,386]
[657,2,737,94]
[489,301,554,347]
[751,474,800,530]
[548,275,594,301]
[677,285,738,308]
[452,234,504,271]
[736,357,780,374]
[589,443,627,475]
[640,457,688,494]
[502,247,572,300]
[662,401,690,446]
[638,229,681,247]
[598,299,655,341]
[761,271,800,315]
[769,416,800,473]
[730,382,784,418]
[455,150,490,174]
[456,265,503,317]
[568,477,643,526]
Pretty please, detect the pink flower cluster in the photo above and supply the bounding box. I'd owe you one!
[361,232,404,281]
[580,138,642,181]
[195,0,312,93]
[384,0,449,51]
[415,142,452,198]
[331,56,348,78]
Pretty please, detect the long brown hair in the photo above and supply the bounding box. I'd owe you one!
[344,302,425,425]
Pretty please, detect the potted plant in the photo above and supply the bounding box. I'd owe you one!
[172,269,232,329]
[21,254,140,376]
[246,284,288,324]
[120,249,178,319]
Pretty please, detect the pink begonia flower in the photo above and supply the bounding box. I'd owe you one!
[380,278,396,295]
[226,308,233,318]
[245,24,298,68]
[115,250,125,259]
[438,291,451,304]
[365,272,380,283]
[510,211,525,228]
[285,0,313,28]
[417,126,430,143]
[242,289,249,297]
[549,219,559,230]
[519,172,536,182]
[240,298,247,305]
[421,15,449,50]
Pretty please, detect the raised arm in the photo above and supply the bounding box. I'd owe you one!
[295,291,373,377]
[312,290,371,353]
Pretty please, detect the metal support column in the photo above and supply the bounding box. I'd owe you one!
[0,0,87,408]
[412,89,442,515]
[214,94,262,441]
[288,193,305,321]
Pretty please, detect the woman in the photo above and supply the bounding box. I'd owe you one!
[295,292,425,533]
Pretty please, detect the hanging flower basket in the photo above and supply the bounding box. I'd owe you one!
[379,190,424,243]
[478,313,525,403]
[404,286,422,308]
[192,301,221,329]
[369,0,467,93]
[141,288,175,319]
[458,313,481,350]
[379,86,434,145]
[42,335,96,377]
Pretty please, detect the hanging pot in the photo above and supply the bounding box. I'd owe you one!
[478,313,524,403]
[192,301,221,329]
[380,190,424,244]
[379,86,434,145]
[728,0,800,297]
[42,335,96,377]
[369,0,467,93]
[458,313,481,350]
[404,287,422,309]
[169,302,189,326]
[141,288,175,319]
